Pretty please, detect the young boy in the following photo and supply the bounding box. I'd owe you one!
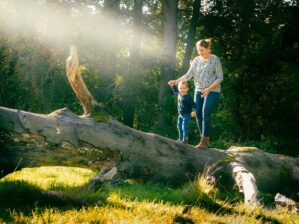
[170,81,196,144]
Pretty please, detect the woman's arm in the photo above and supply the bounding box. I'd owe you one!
[202,80,221,97]
[168,57,198,86]
[168,75,188,86]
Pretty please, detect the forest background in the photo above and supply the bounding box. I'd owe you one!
[0,0,298,156]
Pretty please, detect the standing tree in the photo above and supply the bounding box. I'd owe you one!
[122,0,144,127]
[100,0,121,85]
[157,0,178,131]
[180,0,201,74]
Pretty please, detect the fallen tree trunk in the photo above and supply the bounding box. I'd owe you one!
[1,46,298,204]
[0,106,299,196]
[0,106,227,185]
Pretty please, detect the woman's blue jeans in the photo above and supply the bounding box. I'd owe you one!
[194,91,220,137]
[177,114,191,142]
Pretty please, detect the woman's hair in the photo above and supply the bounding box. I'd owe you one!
[196,38,212,49]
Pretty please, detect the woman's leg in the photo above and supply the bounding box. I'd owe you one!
[202,92,220,137]
[194,91,204,135]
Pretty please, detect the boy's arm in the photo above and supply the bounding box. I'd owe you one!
[170,85,179,95]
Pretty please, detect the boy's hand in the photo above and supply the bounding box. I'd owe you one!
[191,111,196,117]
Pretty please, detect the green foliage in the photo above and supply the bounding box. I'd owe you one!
[196,0,299,154]
[107,181,185,204]
[0,0,298,155]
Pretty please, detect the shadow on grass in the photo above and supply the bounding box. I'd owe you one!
[0,180,89,222]
[173,214,195,224]
[0,179,283,224]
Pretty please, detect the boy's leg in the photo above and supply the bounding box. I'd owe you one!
[177,115,183,141]
[195,90,204,134]
[182,114,191,142]
[202,92,220,137]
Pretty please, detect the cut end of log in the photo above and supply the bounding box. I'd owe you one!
[87,167,118,191]
[231,161,258,205]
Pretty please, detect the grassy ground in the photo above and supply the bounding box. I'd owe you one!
[0,166,298,224]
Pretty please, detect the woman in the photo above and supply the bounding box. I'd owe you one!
[168,39,223,149]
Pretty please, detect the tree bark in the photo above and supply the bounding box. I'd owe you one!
[100,0,120,81]
[122,0,143,127]
[157,0,178,130]
[66,46,100,116]
[180,0,201,75]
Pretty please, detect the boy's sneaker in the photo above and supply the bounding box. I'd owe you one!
[181,141,187,144]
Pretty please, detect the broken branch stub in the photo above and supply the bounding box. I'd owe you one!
[275,193,299,213]
[66,46,99,116]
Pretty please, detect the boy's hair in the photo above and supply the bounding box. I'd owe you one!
[178,81,189,88]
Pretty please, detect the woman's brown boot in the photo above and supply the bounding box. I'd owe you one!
[196,137,209,149]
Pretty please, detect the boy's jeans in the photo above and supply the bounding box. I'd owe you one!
[177,114,191,142]
[194,91,220,137]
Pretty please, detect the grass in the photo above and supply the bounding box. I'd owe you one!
[0,166,298,224]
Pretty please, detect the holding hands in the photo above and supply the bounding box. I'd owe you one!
[169,80,212,97]
[168,80,176,86]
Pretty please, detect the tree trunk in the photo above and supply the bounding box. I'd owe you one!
[1,107,299,197]
[157,0,178,130]
[100,0,120,82]
[0,106,226,184]
[180,0,201,75]
[122,0,143,127]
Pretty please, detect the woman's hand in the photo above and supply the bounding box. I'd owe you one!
[191,111,196,117]
[202,88,211,97]
[168,80,176,86]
